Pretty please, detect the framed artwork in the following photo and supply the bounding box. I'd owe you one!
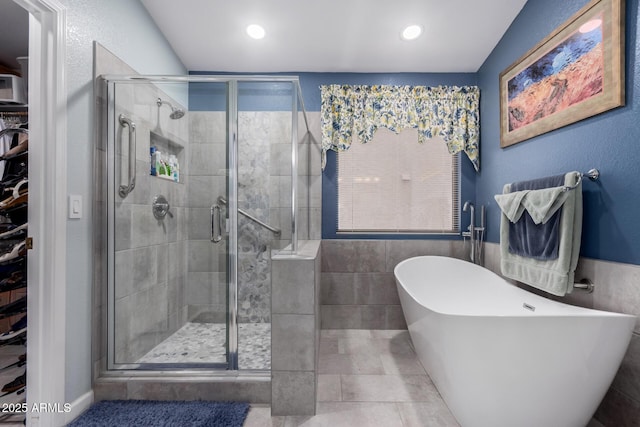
[500,0,625,148]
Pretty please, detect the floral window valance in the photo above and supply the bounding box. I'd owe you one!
[320,84,480,171]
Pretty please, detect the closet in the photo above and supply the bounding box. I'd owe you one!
[0,1,29,424]
[0,112,28,403]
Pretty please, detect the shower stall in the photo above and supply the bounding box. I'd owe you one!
[96,75,310,372]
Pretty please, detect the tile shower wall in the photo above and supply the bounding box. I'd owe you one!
[483,242,640,426]
[186,111,227,322]
[238,111,286,323]
[185,110,322,324]
[112,83,189,363]
[320,240,467,329]
[271,240,321,415]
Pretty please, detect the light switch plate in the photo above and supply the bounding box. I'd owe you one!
[69,194,82,219]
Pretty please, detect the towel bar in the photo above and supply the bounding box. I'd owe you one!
[563,169,599,191]
[573,278,594,293]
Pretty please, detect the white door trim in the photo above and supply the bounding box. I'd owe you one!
[12,0,68,425]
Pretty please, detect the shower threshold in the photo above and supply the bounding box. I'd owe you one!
[136,322,270,370]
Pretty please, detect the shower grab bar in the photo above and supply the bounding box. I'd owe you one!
[118,114,136,198]
[118,114,136,199]
[217,196,281,236]
[211,204,222,243]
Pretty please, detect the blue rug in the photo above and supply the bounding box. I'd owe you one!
[68,400,250,427]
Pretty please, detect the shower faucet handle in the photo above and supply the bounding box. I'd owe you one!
[152,194,173,220]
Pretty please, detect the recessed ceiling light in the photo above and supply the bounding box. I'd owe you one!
[246,24,266,40]
[401,24,422,41]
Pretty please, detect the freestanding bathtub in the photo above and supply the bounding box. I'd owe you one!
[394,256,635,427]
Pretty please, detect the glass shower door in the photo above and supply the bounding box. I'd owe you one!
[103,75,301,372]
[106,77,231,369]
[235,81,294,370]
[184,80,232,368]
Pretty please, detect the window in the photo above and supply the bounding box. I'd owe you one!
[337,128,459,233]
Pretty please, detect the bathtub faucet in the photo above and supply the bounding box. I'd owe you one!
[462,201,476,263]
[462,201,485,264]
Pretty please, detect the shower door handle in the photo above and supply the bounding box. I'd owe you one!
[211,204,223,243]
[118,114,137,198]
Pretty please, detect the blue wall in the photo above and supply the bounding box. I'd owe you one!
[476,0,640,265]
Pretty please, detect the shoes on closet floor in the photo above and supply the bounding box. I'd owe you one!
[0,241,26,263]
[0,223,27,240]
[0,158,27,192]
[0,315,26,341]
[0,177,27,199]
[0,223,18,234]
[0,191,27,211]
[0,222,26,234]
[0,296,27,319]
[1,371,25,393]
[0,271,26,293]
[3,204,27,226]
[0,258,25,275]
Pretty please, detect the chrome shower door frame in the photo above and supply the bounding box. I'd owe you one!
[102,76,230,370]
[227,79,239,369]
[101,74,305,372]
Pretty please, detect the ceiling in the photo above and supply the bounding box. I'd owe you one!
[141,0,528,73]
[0,1,528,74]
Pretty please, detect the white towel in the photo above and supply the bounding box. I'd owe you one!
[498,172,583,296]
[494,190,529,223]
[494,186,570,224]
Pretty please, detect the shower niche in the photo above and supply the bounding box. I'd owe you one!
[149,131,184,182]
[96,74,310,374]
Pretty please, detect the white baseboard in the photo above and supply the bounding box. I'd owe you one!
[64,390,94,425]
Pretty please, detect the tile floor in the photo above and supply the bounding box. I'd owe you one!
[137,322,271,370]
[244,329,606,427]
[244,329,460,426]
[0,328,608,426]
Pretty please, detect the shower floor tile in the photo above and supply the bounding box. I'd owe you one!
[137,322,270,370]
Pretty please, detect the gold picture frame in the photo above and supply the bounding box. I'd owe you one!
[499,0,625,148]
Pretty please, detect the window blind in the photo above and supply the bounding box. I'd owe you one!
[337,129,459,233]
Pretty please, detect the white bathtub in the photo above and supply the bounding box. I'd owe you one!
[394,256,635,427]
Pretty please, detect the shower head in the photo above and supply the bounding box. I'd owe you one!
[170,108,185,120]
[157,97,185,120]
